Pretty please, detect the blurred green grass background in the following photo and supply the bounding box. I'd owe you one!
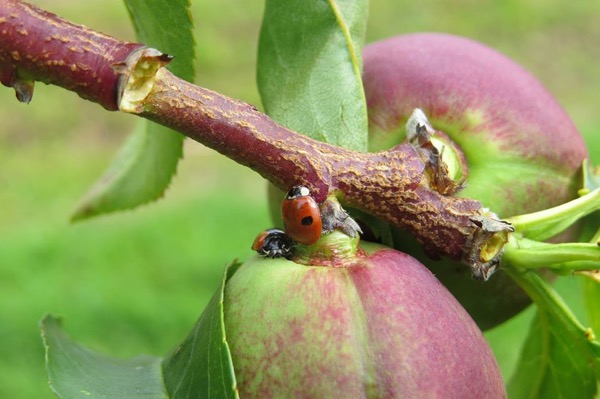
[1,1,598,397]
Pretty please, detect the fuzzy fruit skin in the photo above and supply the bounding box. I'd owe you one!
[364,33,587,203]
[362,33,588,329]
[224,242,506,398]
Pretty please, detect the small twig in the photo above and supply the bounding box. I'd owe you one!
[0,0,513,275]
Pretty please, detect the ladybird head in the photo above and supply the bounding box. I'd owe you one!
[285,185,311,200]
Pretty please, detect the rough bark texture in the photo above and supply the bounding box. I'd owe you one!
[0,0,142,109]
[144,70,485,262]
[0,0,511,270]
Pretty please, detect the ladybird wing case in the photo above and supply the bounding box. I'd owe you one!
[281,195,322,246]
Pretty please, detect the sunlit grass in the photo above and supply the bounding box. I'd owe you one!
[0,147,273,398]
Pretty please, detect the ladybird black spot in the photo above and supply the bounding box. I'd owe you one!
[301,216,313,226]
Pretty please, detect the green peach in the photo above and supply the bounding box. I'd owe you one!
[362,33,588,329]
[224,238,505,398]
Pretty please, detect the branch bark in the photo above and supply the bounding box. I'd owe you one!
[0,0,512,277]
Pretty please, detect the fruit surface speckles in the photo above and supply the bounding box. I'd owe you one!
[224,245,506,398]
[463,107,485,130]
[363,33,588,328]
[363,33,587,175]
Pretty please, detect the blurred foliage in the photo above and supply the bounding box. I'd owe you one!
[0,0,598,397]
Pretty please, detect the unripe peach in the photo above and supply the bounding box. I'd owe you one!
[224,235,506,398]
[362,33,588,329]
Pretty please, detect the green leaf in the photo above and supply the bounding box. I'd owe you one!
[40,315,168,399]
[502,236,600,272]
[506,269,600,398]
[73,0,195,220]
[580,159,600,195]
[162,262,240,399]
[42,262,241,398]
[257,0,369,152]
[507,188,600,242]
[581,223,600,346]
[72,121,183,220]
[583,277,600,341]
[124,0,195,80]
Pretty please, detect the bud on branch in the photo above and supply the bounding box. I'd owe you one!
[0,0,513,278]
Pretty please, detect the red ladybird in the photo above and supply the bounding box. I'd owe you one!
[281,186,323,246]
[252,228,294,258]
